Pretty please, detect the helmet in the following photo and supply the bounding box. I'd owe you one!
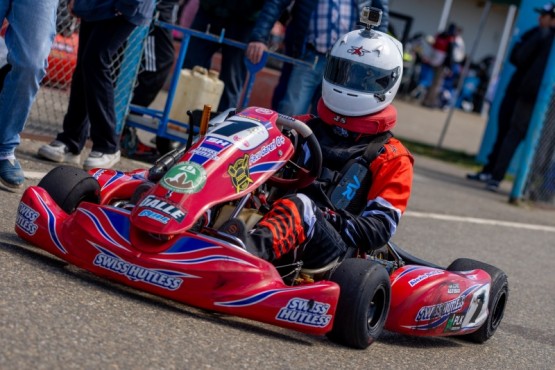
[322,29,403,116]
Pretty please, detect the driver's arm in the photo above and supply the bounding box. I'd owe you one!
[327,139,413,251]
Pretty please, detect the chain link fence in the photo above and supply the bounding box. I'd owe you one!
[524,86,555,206]
[26,1,149,138]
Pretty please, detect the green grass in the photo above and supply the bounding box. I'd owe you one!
[399,138,481,170]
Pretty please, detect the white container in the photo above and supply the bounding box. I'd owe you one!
[169,66,225,123]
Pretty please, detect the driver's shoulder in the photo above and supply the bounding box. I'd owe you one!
[377,137,412,162]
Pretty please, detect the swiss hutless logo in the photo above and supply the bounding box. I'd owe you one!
[415,292,468,321]
[161,162,207,194]
[16,203,39,235]
[93,248,183,290]
[276,298,332,327]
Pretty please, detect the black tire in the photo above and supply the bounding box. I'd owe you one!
[327,258,391,349]
[447,258,508,343]
[37,165,101,214]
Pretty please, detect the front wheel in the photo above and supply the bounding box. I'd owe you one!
[38,165,100,214]
[327,258,391,349]
[447,258,508,343]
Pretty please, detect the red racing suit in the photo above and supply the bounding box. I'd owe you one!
[250,103,414,268]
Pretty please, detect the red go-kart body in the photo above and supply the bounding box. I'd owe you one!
[15,107,506,347]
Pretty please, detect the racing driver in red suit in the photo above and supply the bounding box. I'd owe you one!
[227,23,413,269]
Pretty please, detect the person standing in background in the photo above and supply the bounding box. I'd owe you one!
[181,0,266,112]
[467,2,555,192]
[421,23,458,108]
[0,0,59,189]
[38,0,156,170]
[132,0,181,109]
[246,0,389,116]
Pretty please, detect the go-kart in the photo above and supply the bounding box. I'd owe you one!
[15,106,508,349]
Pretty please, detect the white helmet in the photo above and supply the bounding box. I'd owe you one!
[322,29,403,116]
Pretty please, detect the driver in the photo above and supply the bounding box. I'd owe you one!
[225,26,414,269]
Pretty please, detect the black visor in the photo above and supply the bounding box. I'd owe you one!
[324,56,400,94]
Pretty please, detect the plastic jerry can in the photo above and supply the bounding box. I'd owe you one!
[169,66,225,123]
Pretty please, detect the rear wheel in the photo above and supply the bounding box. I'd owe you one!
[327,258,391,349]
[447,258,508,343]
[38,165,100,213]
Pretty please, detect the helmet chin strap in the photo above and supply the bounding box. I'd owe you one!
[317,98,397,135]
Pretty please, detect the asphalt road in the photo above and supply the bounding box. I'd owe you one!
[1,137,554,370]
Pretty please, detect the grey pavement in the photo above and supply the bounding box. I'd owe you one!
[2,97,554,369]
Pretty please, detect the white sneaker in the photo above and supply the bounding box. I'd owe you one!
[38,140,81,164]
[83,150,121,170]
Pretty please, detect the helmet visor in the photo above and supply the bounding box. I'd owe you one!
[324,56,401,94]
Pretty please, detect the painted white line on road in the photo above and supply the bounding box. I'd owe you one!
[405,211,555,233]
[25,171,46,180]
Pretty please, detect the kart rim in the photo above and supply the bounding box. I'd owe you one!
[491,289,507,329]
[367,285,386,330]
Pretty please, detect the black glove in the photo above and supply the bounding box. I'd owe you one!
[322,207,343,231]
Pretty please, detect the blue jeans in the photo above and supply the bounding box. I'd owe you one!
[278,48,327,116]
[0,0,58,158]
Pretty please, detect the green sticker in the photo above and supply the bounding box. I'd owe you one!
[161,162,207,194]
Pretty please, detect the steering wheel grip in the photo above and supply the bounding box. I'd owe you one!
[267,115,323,189]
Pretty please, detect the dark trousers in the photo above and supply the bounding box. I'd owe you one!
[182,7,253,112]
[58,17,136,154]
[482,90,519,174]
[490,98,535,182]
[131,0,179,107]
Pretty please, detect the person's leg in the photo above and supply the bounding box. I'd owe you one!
[132,0,179,107]
[482,91,518,174]
[249,194,348,269]
[271,62,292,111]
[277,49,326,116]
[422,66,444,108]
[216,19,256,111]
[0,0,57,158]
[218,44,247,111]
[489,99,535,186]
[55,20,94,153]
[0,64,11,91]
[467,89,518,182]
[182,8,219,71]
[80,17,136,154]
[0,0,57,188]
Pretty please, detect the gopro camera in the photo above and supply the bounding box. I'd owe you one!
[360,6,382,29]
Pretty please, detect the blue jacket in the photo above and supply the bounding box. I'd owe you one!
[248,0,388,58]
[73,0,155,26]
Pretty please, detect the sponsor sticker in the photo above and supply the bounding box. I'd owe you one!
[254,107,274,115]
[138,194,186,222]
[161,162,206,194]
[408,270,444,287]
[93,250,183,290]
[228,154,253,192]
[16,203,39,235]
[276,298,332,328]
[445,314,466,331]
[448,283,460,294]
[415,293,467,321]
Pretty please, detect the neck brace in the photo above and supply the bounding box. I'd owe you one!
[316,99,397,134]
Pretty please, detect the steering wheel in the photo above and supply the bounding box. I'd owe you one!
[265,114,323,189]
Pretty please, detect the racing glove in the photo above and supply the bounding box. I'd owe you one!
[322,208,343,231]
